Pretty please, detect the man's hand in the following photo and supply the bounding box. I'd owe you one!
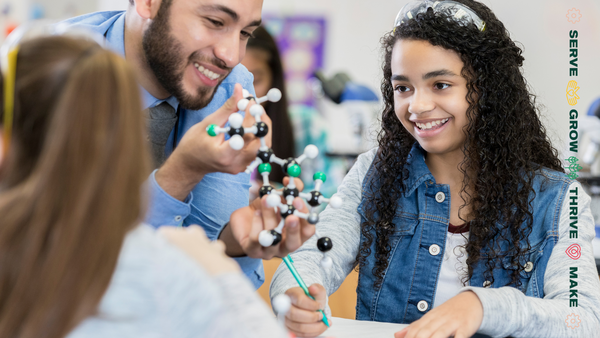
[156,83,272,201]
[394,291,483,338]
[224,177,316,259]
[283,285,329,337]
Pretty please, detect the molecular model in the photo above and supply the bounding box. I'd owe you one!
[206,88,280,150]
[206,88,343,270]
[272,294,291,324]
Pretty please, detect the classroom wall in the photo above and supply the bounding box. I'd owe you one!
[10,0,599,154]
[262,0,600,156]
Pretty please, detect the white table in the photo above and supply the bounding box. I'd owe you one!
[311,317,407,338]
[307,318,496,338]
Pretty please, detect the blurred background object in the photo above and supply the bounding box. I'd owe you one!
[242,26,296,188]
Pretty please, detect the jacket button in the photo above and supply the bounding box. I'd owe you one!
[417,300,429,312]
[429,244,441,256]
[435,192,445,203]
[483,280,492,288]
[524,261,534,272]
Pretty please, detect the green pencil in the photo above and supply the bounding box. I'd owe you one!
[282,255,330,327]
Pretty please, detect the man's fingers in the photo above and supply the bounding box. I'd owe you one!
[259,110,273,148]
[282,216,301,253]
[282,177,305,192]
[260,195,280,230]
[292,197,308,213]
[201,83,244,129]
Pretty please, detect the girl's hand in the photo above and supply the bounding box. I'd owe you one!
[283,284,329,337]
[159,225,241,276]
[394,291,483,338]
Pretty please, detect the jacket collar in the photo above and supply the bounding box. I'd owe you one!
[403,143,435,196]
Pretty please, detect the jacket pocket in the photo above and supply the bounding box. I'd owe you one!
[357,201,419,236]
[501,240,545,281]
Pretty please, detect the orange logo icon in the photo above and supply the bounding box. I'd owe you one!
[566,81,580,106]
[566,8,582,24]
[565,313,581,329]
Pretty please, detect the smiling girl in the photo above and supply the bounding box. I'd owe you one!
[269,1,600,337]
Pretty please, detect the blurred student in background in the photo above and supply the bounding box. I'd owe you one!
[242,26,295,187]
[0,35,287,338]
[242,26,338,199]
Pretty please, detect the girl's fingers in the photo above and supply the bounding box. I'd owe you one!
[285,318,327,338]
[285,304,323,323]
[394,327,408,338]
[286,288,322,312]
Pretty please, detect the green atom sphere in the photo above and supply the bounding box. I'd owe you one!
[207,124,218,137]
[313,172,326,182]
[287,164,301,177]
[258,163,272,174]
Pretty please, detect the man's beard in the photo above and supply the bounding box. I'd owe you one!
[141,0,228,110]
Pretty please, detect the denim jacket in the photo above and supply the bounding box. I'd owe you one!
[355,144,571,323]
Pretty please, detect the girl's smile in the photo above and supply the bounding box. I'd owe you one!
[391,39,470,158]
[412,117,451,137]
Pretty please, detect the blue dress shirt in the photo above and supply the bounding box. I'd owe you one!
[60,11,264,288]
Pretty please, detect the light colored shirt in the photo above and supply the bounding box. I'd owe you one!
[60,11,263,288]
[67,225,287,338]
[433,231,469,309]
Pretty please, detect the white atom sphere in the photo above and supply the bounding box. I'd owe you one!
[266,193,281,208]
[258,230,274,247]
[329,195,343,209]
[249,104,264,117]
[272,294,292,315]
[321,256,333,270]
[242,89,251,97]
[304,144,319,159]
[237,98,249,111]
[267,88,282,102]
[228,113,244,128]
[229,134,244,150]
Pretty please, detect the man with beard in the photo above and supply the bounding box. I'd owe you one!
[60,0,312,289]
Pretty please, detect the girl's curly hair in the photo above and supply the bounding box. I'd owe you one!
[358,0,563,290]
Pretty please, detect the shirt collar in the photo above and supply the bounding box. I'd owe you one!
[105,12,177,111]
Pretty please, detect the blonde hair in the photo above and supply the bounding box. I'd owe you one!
[0,36,151,338]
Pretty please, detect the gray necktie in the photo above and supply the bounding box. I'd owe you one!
[145,102,178,168]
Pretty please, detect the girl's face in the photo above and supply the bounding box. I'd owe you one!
[391,39,470,157]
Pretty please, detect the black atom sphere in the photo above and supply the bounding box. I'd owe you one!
[281,205,296,218]
[258,149,274,163]
[227,127,244,137]
[283,187,299,199]
[259,185,274,198]
[307,191,322,207]
[255,122,269,138]
[317,237,333,252]
[270,230,282,246]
